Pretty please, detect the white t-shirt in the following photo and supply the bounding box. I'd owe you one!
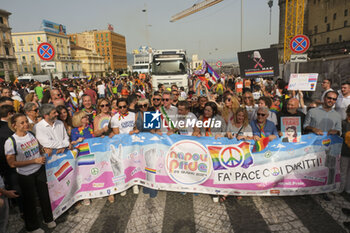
[97,84,106,95]
[110,112,135,134]
[177,112,197,136]
[4,133,42,175]
[336,93,350,120]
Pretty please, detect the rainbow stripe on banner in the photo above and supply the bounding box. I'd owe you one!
[145,167,156,174]
[207,146,222,170]
[245,70,274,76]
[239,142,253,168]
[76,143,90,156]
[253,137,270,152]
[54,162,73,182]
[77,154,95,166]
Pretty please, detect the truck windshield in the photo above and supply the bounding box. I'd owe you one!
[152,56,187,75]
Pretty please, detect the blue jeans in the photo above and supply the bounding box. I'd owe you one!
[143,187,158,198]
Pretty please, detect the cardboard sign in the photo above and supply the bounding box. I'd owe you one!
[288,73,318,91]
[281,117,301,143]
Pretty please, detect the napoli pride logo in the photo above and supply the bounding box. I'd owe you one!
[165,140,212,185]
[144,111,161,129]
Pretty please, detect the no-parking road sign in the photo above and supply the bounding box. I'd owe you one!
[37,42,55,61]
[290,35,310,54]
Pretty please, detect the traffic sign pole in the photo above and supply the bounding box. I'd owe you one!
[37,42,55,88]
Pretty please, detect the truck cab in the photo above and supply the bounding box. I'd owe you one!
[150,49,189,91]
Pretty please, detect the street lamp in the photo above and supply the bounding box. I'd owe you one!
[268,0,273,35]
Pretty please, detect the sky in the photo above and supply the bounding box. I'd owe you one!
[2,0,280,62]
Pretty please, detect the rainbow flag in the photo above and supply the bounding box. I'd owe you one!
[77,154,95,166]
[270,102,282,113]
[322,139,331,146]
[253,137,270,152]
[238,142,254,169]
[207,146,222,170]
[76,143,90,156]
[145,167,156,174]
[54,162,73,182]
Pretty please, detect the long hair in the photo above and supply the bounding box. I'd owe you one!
[221,93,240,123]
[96,98,111,115]
[56,105,72,127]
[234,107,249,127]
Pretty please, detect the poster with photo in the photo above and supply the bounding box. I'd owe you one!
[281,117,301,143]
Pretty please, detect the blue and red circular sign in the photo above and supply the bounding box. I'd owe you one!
[37,42,55,61]
[290,35,310,54]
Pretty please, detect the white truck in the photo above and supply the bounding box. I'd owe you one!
[150,49,189,91]
[17,74,51,83]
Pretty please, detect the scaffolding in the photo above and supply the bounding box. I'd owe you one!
[283,0,305,63]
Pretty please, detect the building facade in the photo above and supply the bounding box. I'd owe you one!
[69,29,127,71]
[12,31,82,79]
[277,0,350,59]
[0,9,18,81]
[70,44,106,77]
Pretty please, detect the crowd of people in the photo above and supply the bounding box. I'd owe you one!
[0,73,350,232]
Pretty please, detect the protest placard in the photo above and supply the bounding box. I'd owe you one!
[281,117,301,142]
[288,73,319,91]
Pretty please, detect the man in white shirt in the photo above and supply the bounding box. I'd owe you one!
[34,104,70,156]
[110,99,135,135]
[336,81,350,120]
[158,91,178,134]
[177,101,200,136]
[97,81,106,99]
[317,79,333,104]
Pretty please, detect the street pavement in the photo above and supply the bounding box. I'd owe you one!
[7,188,350,233]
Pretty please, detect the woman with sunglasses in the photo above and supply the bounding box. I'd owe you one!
[5,113,56,232]
[241,91,257,121]
[56,105,73,136]
[93,98,112,138]
[221,92,240,125]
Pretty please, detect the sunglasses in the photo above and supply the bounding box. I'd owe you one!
[136,95,141,98]
[162,98,170,102]
[243,96,253,99]
[118,105,127,109]
[326,96,337,101]
[139,104,148,108]
[257,113,266,117]
[153,98,161,101]
[100,104,110,108]
[32,108,39,112]
[225,98,232,102]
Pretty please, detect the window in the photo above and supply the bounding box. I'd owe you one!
[339,35,342,42]
[5,47,9,55]
[33,67,36,73]
[327,23,330,31]
[30,47,33,52]
[345,20,348,27]
[314,38,317,44]
[22,56,26,61]
[0,62,3,68]
[37,37,41,41]
[325,16,328,23]
[333,13,337,20]
[326,37,330,43]
[72,65,74,70]
[314,25,318,34]
[31,55,34,61]
[24,67,28,73]
[345,9,348,16]
[0,17,3,24]
[106,33,108,37]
